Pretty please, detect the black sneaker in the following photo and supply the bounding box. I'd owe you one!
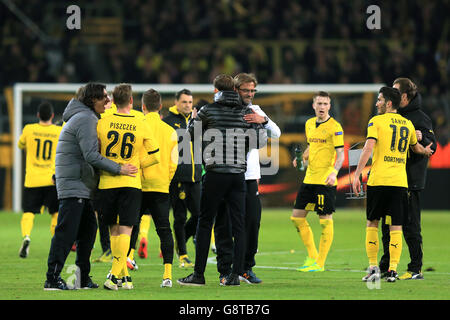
[177,273,205,286]
[386,270,399,282]
[239,270,262,284]
[222,273,240,286]
[19,236,30,258]
[362,266,380,282]
[44,277,70,291]
[80,276,99,289]
[219,273,228,286]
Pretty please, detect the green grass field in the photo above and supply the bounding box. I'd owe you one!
[1,208,449,300]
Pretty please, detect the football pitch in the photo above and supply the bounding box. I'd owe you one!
[0,208,449,301]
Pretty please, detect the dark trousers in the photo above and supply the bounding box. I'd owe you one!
[380,190,423,273]
[93,191,110,253]
[46,198,97,281]
[215,180,261,275]
[194,171,246,276]
[130,192,174,264]
[169,181,201,256]
[97,212,110,253]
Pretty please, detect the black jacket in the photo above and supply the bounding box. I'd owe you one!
[398,93,437,190]
[163,106,202,183]
[187,91,267,174]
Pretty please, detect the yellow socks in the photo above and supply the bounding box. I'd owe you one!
[21,212,35,238]
[110,235,119,254]
[50,213,58,236]
[211,227,215,246]
[111,234,131,277]
[119,234,131,277]
[163,263,172,280]
[110,235,119,276]
[22,211,58,237]
[317,219,334,268]
[365,227,402,271]
[389,230,403,272]
[290,217,318,260]
[366,227,379,266]
[139,214,151,240]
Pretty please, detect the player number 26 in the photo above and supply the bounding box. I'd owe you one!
[105,130,135,159]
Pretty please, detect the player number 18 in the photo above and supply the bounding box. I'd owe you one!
[389,125,409,153]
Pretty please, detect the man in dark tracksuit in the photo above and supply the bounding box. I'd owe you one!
[177,74,267,286]
[379,78,437,280]
[163,89,202,267]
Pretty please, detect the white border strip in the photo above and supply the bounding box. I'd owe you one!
[12,83,383,212]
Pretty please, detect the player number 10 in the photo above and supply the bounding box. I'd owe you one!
[34,138,52,160]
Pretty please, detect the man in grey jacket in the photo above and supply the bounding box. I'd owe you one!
[44,83,138,290]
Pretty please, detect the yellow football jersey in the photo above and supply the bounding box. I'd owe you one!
[366,112,417,188]
[97,113,160,189]
[141,112,179,193]
[18,123,62,187]
[102,103,145,119]
[303,117,344,185]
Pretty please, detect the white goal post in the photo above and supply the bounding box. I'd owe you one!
[12,82,383,213]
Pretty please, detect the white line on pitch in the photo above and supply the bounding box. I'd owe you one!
[90,254,450,276]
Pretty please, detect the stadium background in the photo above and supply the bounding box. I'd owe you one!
[0,0,448,210]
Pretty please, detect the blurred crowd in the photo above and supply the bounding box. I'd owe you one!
[0,0,448,143]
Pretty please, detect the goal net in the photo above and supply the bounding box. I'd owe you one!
[12,83,383,212]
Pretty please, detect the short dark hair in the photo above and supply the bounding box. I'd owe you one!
[213,74,235,91]
[175,89,192,100]
[393,77,417,102]
[142,89,161,112]
[112,83,132,108]
[312,91,331,102]
[379,86,401,109]
[38,101,54,121]
[78,82,106,109]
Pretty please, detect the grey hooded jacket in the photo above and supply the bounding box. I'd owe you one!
[55,98,121,199]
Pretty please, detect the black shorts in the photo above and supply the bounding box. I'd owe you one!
[141,192,170,225]
[97,187,142,226]
[366,186,408,225]
[23,186,59,214]
[294,183,336,215]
